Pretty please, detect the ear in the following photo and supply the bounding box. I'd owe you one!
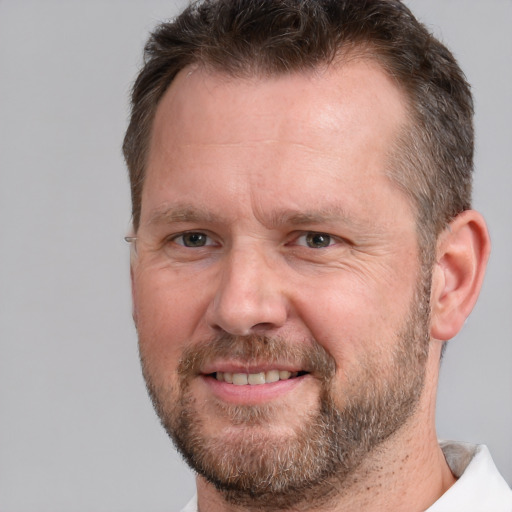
[430,210,491,341]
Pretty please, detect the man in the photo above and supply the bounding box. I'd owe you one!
[123,0,512,510]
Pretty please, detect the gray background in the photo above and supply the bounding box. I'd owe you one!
[0,0,510,510]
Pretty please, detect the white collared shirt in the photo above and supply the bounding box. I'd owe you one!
[180,442,512,512]
[427,441,512,511]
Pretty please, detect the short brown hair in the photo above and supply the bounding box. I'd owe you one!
[123,0,473,252]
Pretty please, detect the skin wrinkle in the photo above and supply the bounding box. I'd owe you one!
[132,62,466,511]
[180,140,344,157]
[163,71,440,264]
[134,223,406,289]
[136,212,396,281]
[141,260,431,509]
[145,204,378,235]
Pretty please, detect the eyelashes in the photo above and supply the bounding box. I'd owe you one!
[171,232,218,248]
[294,232,336,249]
[166,230,346,250]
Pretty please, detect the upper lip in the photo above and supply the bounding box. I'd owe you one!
[200,361,305,375]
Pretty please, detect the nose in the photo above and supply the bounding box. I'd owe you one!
[206,246,288,336]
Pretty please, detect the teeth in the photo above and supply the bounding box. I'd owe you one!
[248,372,266,385]
[215,370,300,385]
[265,369,280,383]
[232,373,248,386]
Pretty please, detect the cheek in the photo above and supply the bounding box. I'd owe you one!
[132,268,208,373]
[293,271,415,364]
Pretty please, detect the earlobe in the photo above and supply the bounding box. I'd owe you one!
[430,210,491,341]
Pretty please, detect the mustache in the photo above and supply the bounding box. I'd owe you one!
[177,332,336,381]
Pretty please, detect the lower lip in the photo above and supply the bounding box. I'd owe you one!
[200,374,310,405]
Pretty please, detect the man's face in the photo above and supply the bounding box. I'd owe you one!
[131,61,431,505]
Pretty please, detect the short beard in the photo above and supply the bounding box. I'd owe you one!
[140,269,431,510]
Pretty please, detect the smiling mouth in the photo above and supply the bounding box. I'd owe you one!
[212,370,308,386]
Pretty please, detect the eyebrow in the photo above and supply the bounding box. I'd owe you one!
[145,203,228,227]
[264,206,366,231]
[143,203,368,232]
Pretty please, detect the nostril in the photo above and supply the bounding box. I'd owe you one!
[252,322,277,332]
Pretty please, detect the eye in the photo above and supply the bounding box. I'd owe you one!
[172,232,214,248]
[295,232,335,249]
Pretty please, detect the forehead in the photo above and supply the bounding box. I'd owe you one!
[143,60,412,229]
[150,59,408,153]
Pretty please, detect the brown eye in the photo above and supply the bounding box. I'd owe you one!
[304,232,332,248]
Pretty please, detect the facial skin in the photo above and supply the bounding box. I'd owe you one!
[130,61,488,511]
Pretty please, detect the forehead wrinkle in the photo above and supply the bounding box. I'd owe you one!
[180,140,330,154]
